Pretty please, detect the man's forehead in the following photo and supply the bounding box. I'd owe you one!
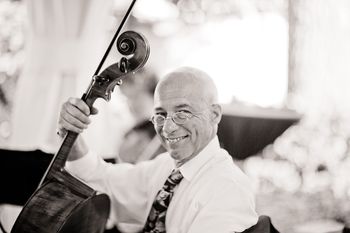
[154,93,192,105]
[153,101,193,111]
[156,76,203,95]
[153,91,206,111]
[155,85,203,102]
[162,73,199,87]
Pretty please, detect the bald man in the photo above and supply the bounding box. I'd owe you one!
[58,67,258,233]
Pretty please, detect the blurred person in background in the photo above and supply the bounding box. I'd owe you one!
[117,68,165,164]
[58,66,258,233]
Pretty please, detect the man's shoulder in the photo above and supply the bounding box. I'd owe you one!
[200,149,254,192]
[152,151,171,163]
[135,151,172,170]
[190,154,256,215]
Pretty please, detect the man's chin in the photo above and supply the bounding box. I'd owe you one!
[169,151,181,160]
[169,150,185,160]
[170,150,196,166]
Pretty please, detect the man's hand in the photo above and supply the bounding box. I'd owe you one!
[57,97,98,160]
[58,97,98,134]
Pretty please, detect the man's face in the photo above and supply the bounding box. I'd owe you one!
[153,80,215,165]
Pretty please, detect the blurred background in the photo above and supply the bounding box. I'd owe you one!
[0,0,350,232]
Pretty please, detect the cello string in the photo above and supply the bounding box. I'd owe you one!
[93,0,138,76]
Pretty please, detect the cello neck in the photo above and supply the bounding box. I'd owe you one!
[38,91,99,187]
[38,131,79,187]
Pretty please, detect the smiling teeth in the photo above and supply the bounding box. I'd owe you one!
[167,136,185,143]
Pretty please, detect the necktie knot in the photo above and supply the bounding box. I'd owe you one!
[163,169,183,192]
[169,169,183,184]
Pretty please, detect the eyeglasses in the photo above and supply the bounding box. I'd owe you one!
[150,111,202,126]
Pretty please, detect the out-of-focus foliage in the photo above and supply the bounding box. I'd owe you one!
[0,0,25,141]
[175,0,288,23]
[244,109,350,229]
[0,0,25,85]
[244,0,350,228]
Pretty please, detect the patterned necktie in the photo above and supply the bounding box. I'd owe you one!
[142,169,183,233]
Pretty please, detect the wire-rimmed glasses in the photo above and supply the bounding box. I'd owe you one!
[150,111,202,126]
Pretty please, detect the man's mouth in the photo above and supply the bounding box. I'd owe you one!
[166,136,188,144]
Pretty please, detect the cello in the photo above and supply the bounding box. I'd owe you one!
[10,1,150,232]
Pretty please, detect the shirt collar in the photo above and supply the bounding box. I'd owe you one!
[178,136,221,181]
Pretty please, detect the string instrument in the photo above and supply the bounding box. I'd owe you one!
[11,1,149,232]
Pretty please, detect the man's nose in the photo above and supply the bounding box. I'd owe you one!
[162,117,178,133]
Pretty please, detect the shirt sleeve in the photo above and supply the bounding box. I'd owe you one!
[65,150,164,232]
[187,180,259,233]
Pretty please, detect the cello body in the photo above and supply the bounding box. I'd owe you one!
[11,170,110,233]
[10,30,150,233]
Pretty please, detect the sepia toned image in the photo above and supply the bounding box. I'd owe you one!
[0,0,349,233]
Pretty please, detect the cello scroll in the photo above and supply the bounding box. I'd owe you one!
[83,30,150,107]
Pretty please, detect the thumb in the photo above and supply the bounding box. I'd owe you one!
[91,107,99,115]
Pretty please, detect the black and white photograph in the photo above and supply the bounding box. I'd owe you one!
[0,0,349,233]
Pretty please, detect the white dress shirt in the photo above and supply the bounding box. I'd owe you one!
[66,136,258,233]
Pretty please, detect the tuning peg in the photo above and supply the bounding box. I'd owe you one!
[119,57,128,73]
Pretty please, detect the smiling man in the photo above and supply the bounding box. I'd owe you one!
[59,67,258,233]
[152,69,220,167]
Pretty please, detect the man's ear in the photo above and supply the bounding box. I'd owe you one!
[210,104,222,124]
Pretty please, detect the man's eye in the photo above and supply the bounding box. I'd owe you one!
[176,111,191,119]
[178,110,191,114]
